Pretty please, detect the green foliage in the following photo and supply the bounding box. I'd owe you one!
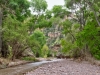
[21,57,39,62]
[61,39,71,54]
[47,50,53,57]
[28,29,46,57]
[0,0,52,59]
[41,44,49,58]
[3,15,28,42]
[2,15,29,60]
[38,19,52,28]
[50,17,61,25]
[76,23,100,59]
[1,0,100,61]
[0,0,31,21]
[45,10,52,19]
[31,30,46,46]
[0,0,31,59]
[52,5,69,18]
[62,20,72,34]
[31,0,47,13]
[63,0,100,60]
[61,38,77,55]
[26,15,52,34]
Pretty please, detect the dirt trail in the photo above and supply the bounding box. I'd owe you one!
[25,59,100,75]
[0,59,63,75]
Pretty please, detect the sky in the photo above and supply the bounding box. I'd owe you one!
[46,0,65,9]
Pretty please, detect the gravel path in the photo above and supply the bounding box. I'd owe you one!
[0,59,62,75]
[25,59,100,75]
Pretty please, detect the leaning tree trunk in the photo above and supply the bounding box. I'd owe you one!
[0,8,2,53]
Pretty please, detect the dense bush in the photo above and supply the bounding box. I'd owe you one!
[2,15,29,60]
[77,24,100,60]
[28,29,46,57]
[41,44,49,58]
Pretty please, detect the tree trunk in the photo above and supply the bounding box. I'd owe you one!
[1,41,8,58]
[0,9,2,53]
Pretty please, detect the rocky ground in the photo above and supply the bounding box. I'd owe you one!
[24,59,100,75]
[0,58,62,75]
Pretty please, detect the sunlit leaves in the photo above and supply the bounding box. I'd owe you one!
[62,20,72,34]
[52,5,68,18]
[31,0,47,13]
[29,29,46,57]
[45,10,52,19]
[3,15,28,43]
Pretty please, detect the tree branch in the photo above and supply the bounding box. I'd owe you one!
[87,1,100,26]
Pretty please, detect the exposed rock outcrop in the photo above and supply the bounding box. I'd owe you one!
[22,48,35,57]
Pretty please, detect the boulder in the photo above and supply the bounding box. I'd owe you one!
[56,54,70,59]
[22,48,35,57]
[0,58,9,69]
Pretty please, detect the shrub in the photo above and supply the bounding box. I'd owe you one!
[28,29,46,57]
[21,57,39,62]
[41,44,49,58]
